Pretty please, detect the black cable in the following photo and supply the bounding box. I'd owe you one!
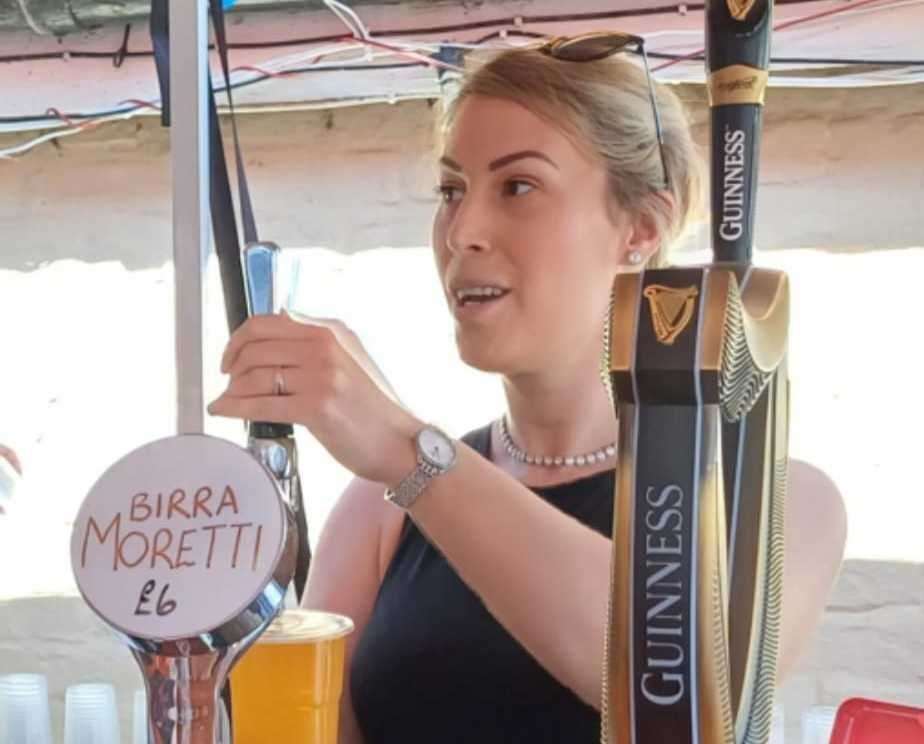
[0,3,696,63]
[0,0,873,65]
[112,24,132,68]
[646,51,924,65]
[772,56,923,65]
[471,27,924,65]
[183,0,848,43]
[4,44,918,68]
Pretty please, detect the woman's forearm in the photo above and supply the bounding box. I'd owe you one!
[405,441,612,709]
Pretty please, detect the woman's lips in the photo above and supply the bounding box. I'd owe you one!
[452,290,511,320]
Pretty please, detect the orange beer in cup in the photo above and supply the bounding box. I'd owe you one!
[230,608,354,744]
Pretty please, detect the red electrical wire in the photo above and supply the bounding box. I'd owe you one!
[40,107,106,140]
[773,0,899,31]
[230,63,286,79]
[44,108,76,127]
[117,98,162,111]
[651,0,900,72]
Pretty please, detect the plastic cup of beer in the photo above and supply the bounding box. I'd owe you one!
[230,608,354,744]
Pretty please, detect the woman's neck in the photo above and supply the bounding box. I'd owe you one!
[493,359,618,487]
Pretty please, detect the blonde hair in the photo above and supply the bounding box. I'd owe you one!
[440,46,704,267]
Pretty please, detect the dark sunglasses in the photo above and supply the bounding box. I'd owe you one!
[534,32,670,191]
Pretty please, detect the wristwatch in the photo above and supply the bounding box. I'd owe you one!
[384,425,457,509]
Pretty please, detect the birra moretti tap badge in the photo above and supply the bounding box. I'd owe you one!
[71,435,288,640]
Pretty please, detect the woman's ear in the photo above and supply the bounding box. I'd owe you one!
[624,192,674,267]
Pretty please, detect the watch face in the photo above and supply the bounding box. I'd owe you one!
[418,427,456,469]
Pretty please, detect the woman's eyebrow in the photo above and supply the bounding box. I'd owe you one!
[439,156,464,173]
[439,150,560,173]
[489,150,559,171]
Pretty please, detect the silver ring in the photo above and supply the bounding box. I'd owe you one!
[272,367,287,396]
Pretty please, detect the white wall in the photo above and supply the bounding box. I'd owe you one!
[3,83,924,272]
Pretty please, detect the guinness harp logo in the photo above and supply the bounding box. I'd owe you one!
[727,0,757,20]
[643,285,699,345]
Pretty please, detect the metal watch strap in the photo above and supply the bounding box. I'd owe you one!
[384,456,442,509]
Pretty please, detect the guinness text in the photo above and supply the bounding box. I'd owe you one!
[719,127,747,242]
[640,484,687,706]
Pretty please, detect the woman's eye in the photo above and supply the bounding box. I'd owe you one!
[504,180,535,197]
[436,184,463,203]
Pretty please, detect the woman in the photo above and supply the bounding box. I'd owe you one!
[208,42,847,743]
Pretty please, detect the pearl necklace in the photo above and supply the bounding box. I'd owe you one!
[498,416,617,468]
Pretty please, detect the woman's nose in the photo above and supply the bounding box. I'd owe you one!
[445,196,492,255]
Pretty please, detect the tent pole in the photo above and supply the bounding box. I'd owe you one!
[170,0,211,436]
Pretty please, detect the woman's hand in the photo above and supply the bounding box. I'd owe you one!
[0,445,21,476]
[0,444,22,516]
[208,311,421,486]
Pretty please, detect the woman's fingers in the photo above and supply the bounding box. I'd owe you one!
[221,313,352,372]
[221,313,332,373]
[212,310,403,435]
[208,393,301,424]
[225,339,307,379]
[223,365,298,399]
[208,310,420,484]
[286,313,401,403]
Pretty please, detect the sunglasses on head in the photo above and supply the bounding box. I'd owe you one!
[533,32,670,191]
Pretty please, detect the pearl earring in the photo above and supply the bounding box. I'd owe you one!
[628,250,643,265]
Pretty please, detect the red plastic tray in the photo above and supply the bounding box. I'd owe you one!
[829,697,924,743]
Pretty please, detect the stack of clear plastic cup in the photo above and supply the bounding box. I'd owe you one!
[802,704,838,744]
[132,689,147,744]
[769,701,786,744]
[0,673,53,744]
[64,683,120,744]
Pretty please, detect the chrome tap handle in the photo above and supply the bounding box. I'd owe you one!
[241,242,310,599]
[243,242,281,317]
[242,242,294,440]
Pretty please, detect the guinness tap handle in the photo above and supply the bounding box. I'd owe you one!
[706,0,772,264]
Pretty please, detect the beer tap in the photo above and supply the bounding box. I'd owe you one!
[600,3,788,743]
[71,434,298,744]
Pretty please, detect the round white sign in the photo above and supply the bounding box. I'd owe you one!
[71,434,288,641]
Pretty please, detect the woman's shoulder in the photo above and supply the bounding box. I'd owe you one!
[329,476,408,584]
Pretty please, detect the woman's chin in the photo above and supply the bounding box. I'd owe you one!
[455,336,511,374]
[458,349,503,373]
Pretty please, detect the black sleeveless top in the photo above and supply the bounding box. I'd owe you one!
[350,424,615,744]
